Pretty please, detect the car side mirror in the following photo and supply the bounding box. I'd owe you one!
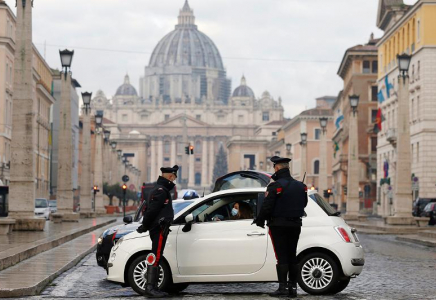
[123,215,133,224]
[182,213,194,232]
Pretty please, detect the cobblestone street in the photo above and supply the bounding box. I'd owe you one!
[18,233,434,300]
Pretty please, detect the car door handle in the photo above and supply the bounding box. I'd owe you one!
[247,232,266,236]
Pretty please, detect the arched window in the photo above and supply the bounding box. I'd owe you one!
[195,173,201,186]
[313,160,320,175]
[195,140,202,153]
[164,140,170,154]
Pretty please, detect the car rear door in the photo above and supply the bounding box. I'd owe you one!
[176,193,268,276]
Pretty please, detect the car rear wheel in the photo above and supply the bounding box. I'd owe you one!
[127,255,171,296]
[297,252,340,295]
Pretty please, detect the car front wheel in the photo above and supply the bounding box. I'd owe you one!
[127,255,171,295]
[297,252,340,295]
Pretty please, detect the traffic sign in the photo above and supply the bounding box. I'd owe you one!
[122,175,130,183]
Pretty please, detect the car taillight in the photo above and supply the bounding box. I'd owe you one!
[335,226,352,243]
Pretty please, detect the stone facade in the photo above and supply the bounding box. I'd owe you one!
[332,36,379,213]
[376,0,436,217]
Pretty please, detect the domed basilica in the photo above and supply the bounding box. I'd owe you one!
[91,1,284,189]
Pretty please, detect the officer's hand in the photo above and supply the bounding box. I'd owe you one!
[136,225,147,234]
[254,218,265,228]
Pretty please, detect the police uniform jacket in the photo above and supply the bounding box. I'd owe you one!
[142,176,175,231]
[257,168,307,227]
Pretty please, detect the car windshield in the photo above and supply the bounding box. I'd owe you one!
[214,173,267,191]
[309,193,337,216]
[35,199,48,208]
[49,201,57,207]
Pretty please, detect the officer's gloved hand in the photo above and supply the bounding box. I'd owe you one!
[136,225,147,234]
[254,218,265,229]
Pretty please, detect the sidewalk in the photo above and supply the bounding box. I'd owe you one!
[0,217,116,271]
[0,223,115,297]
[346,217,436,247]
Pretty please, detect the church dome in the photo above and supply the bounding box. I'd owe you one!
[116,75,137,96]
[232,75,255,98]
[148,1,224,70]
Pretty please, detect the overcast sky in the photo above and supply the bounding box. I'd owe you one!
[5,0,417,118]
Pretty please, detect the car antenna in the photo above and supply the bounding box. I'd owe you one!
[202,187,205,197]
[302,172,306,183]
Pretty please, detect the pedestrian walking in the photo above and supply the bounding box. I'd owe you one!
[255,156,307,298]
[136,165,178,298]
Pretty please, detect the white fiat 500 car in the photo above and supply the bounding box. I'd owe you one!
[107,188,364,296]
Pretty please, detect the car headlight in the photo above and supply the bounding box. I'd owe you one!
[109,252,116,262]
[98,237,103,245]
[112,237,124,252]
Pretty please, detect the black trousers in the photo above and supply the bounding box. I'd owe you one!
[269,226,301,283]
[149,226,168,267]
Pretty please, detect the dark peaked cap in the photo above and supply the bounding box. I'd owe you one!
[270,156,291,166]
[160,165,179,177]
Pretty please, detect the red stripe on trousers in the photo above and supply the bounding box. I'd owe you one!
[154,230,164,266]
[268,229,278,263]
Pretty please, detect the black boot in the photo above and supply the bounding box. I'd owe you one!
[269,264,289,297]
[288,263,298,298]
[144,265,168,298]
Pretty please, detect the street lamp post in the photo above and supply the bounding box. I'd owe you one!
[286,143,293,174]
[319,118,328,194]
[80,91,95,217]
[345,95,360,219]
[94,111,105,215]
[55,49,79,222]
[300,133,307,181]
[386,53,414,225]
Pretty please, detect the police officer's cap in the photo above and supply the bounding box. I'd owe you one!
[270,156,291,166]
[160,165,179,177]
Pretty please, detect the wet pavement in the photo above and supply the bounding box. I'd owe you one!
[22,233,436,300]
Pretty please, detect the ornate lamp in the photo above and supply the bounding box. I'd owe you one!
[319,117,328,133]
[397,53,412,77]
[349,95,360,116]
[286,143,292,153]
[59,49,74,72]
[300,132,307,145]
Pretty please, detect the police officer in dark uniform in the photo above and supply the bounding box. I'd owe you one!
[136,165,178,298]
[256,156,307,298]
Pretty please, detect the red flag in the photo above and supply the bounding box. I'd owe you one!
[374,108,382,133]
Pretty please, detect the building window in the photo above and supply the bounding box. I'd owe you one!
[371,137,377,153]
[196,115,201,121]
[238,115,244,123]
[417,19,421,41]
[314,128,321,140]
[417,96,420,120]
[217,116,224,122]
[195,173,201,186]
[122,114,128,122]
[313,160,320,175]
[195,158,201,162]
[412,64,415,82]
[371,109,378,123]
[417,61,420,80]
[417,142,419,162]
[372,61,378,74]
[371,86,378,102]
[164,157,170,162]
[195,140,202,153]
[164,114,170,121]
[363,61,370,73]
[262,112,270,122]
[141,115,148,121]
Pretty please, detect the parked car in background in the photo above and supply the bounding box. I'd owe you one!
[413,198,436,216]
[34,198,50,220]
[177,189,200,200]
[212,170,272,192]
[96,199,194,269]
[49,200,57,214]
[421,202,436,226]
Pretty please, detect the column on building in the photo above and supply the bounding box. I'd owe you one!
[80,109,93,216]
[150,137,156,181]
[208,138,215,184]
[319,130,328,192]
[157,137,163,173]
[94,130,105,214]
[188,139,195,187]
[170,137,177,166]
[201,138,208,187]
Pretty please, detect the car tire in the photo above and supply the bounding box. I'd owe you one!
[297,252,340,295]
[328,277,350,294]
[127,254,172,296]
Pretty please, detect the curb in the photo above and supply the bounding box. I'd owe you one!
[0,242,99,298]
[0,218,116,272]
[396,235,436,247]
